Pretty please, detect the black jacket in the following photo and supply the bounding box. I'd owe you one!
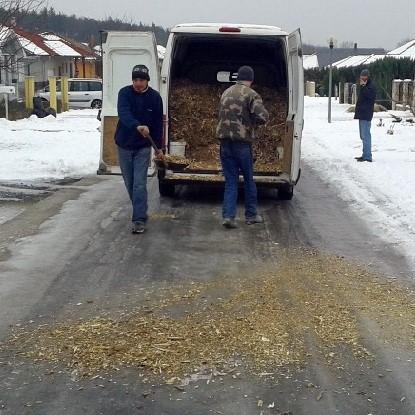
[354,80,376,121]
[114,85,163,151]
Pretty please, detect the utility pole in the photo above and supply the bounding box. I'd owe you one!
[99,30,106,79]
[328,38,334,123]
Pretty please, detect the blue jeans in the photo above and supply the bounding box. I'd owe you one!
[359,120,372,161]
[118,146,151,223]
[220,141,257,220]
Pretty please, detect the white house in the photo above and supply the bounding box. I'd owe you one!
[303,54,319,70]
[0,24,98,98]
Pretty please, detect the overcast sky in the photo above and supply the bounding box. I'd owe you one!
[48,0,415,50]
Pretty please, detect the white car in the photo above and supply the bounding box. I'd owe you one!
[37,78,102,109]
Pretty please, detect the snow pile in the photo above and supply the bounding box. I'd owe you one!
[302,97,415,268]
[0,109,100,181]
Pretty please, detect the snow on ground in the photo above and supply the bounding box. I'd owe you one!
[303,97,415,269]
[0,109,100,181]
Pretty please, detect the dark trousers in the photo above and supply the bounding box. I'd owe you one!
[220,141,257,219]
[118,146,151,223]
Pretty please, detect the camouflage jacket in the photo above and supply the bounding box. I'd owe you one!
[216,82,269,143]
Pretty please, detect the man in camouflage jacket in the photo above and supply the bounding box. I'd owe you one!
[216,65,269,229]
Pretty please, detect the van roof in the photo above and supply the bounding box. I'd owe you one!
[171,23,288,36]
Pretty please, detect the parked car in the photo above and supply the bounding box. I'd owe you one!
[37,78,102,109]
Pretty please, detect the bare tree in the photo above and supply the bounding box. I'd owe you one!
[0,0,46,80]
[0,0,45,26]
[339,40,355,49]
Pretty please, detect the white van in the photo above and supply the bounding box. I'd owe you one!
[38,78,103,109]
[98,23,303,199]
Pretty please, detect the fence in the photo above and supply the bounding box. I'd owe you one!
[338,82,358,105]
[391,79,415,113]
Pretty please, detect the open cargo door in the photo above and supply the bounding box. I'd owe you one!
[286,28,304,184]
[99,31,160,174]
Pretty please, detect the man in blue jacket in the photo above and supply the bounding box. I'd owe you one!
[115,64,163,234]
[354,69,376,163]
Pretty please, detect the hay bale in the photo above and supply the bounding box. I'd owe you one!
[169,80,287,168]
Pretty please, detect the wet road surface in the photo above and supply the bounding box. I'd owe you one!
[0,165,414,415]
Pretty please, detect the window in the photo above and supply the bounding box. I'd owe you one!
[69,81,89,92]
[88,81,102,91]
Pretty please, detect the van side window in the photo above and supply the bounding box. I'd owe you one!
[88,81,102,91]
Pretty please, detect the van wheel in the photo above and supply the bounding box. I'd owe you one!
[91,99,102,109]
[278,185,294,200]
[159,180,175,197]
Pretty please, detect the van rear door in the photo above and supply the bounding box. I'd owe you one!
[99,31,160,174]
[287,28,304,183]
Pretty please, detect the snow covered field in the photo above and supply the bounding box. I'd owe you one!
[0,109,100,181]
[0,99,414,268]
[302,97,415,269]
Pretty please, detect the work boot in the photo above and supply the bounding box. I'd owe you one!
[246,214,264,225]
[354,156,363,160]
[357,158,372,163]
[132,222,145,234]
[222,218,237,229]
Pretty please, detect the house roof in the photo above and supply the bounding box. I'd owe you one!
[1,25,97,58]
[331,40,415,68]
[303,54,319,69]
[387,39,415,59]
[332,54,386,68]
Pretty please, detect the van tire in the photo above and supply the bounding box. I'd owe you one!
[159,180,175,197]
[91,99,102,109]
[278,185,294,200]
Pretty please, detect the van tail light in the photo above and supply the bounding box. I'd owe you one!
[219,27,241,33]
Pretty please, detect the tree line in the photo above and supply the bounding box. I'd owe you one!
[1,6,170,46]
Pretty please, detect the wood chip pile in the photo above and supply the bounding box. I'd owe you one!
[169,80,288,170]
[7,252,409,382]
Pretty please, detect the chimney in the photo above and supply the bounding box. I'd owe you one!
[354,43,358,55]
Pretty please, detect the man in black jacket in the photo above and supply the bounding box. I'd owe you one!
[115,64,163,234]
[354,69,376,162]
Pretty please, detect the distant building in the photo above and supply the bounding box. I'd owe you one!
[332,54,386,68]
[331,39,415,69]
[310,47,386,68]
[387,40,415,59]
[303,54,319,70]
[0,24,99,97]
[157,45,166,61]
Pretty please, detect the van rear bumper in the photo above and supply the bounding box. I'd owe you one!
[161,171,292,188]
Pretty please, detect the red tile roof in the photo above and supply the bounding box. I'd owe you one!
[4,25,97,58]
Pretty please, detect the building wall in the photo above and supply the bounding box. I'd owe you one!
[29,56,75,85]
[74,58,98,78]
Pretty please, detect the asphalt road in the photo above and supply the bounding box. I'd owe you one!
[0,165,414,415]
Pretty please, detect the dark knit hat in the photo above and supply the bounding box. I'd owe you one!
[360,69,370,77]
[237,65,254,82]
[132,64,150,81]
